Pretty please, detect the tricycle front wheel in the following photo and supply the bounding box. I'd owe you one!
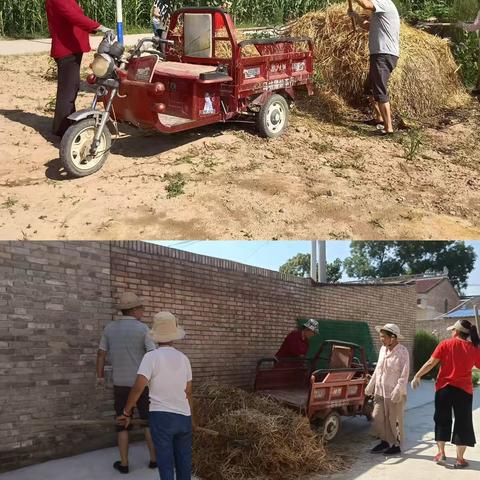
[60,118,111,178]
[256,94,289,138]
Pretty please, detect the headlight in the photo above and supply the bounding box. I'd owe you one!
[91,53,115,78]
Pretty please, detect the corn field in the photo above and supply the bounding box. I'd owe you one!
[0,0,340,37]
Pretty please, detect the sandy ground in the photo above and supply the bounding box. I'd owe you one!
[0,52,480,240]
[2,383,478,479]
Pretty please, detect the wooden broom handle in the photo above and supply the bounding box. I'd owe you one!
[348,0,356,31]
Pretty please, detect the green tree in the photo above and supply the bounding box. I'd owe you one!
[414,330,439,379]
[279,253,343,282]
[343,241,476,292]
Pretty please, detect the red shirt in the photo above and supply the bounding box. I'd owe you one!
[432,338,480,394]
[46,0,100,59]
[276,330,308,358]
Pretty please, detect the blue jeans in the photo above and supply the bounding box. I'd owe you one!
[149,411,192,480]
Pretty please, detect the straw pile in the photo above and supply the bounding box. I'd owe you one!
[289,5,470,118]
[193,384,343,480]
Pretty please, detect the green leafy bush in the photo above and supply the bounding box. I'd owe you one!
[473,369,480,387]
[414,330,439,379]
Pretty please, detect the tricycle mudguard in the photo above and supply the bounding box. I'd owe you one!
[67,108,118,135]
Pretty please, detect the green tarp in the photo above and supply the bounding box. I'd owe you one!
[297,317,378,369]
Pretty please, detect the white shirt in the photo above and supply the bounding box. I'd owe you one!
[137,347,192,416]
[370,343,409,398]
[369,0,400,57]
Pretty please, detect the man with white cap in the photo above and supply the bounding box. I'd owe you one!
[96,292,157,474]
[117,311,194,480]
[411,319,480,468]
[276,318,319,359]
[365,323,409,455]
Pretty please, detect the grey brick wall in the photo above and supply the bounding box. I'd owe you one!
[0,241,417,473]
[0,242,114,472]
[111,241,417,387]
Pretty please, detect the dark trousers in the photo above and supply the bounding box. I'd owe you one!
[153,26,166,54]
[364,54,398,103]
[53,53,83,137]
[113,385,150,432]
[434,385,476,447]
[149,411,192,480]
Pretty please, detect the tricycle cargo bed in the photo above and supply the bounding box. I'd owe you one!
[260,387,310,410]
[253,341,373,440]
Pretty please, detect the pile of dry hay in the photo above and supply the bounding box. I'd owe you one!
[289,5,470,118]
[193,384,343,480]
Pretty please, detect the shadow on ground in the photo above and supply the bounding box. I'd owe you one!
[0,108,258,181]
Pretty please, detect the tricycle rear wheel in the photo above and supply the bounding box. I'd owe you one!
[256,94,289,138]
[60,118,111,178]
[319,412,341,442]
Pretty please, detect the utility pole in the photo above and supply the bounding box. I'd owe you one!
[318,240,327,283]
[311,240,327,282]
[116,0,124,44]
[310,240,317,281]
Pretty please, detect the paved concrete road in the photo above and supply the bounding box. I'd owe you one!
[1,382,478,480]
[321,381,480,480]
[0,27,268,56]
[0,34,148,56]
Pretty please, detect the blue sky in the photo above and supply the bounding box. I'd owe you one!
[152,241,480,296]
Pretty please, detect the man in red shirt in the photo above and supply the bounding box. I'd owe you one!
[411,319,480,469]
[45,0,111,137]
[276,319,319,358]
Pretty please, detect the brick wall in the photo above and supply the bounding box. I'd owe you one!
[0,242,114,472]
[111,241,417,387]
[1,241,417,472]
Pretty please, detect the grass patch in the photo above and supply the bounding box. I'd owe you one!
[311,141,334,154]
[164,172,186,198]
[44,95,56,113]
[402,128,424,162]
[1,197,18,208]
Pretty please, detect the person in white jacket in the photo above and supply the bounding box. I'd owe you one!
[365,323,410,455]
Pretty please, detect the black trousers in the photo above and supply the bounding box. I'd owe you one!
[434,385,476,447]
[53,53,83,137]
[153,27,166,54]
[364,54,398,103]
[113,385,150,432]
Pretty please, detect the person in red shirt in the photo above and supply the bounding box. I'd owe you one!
[45,0,110,137]
[213,2,232,31]
[411,319,480,469]
[276,318,319,358]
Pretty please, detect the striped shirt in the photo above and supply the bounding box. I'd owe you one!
[99,316,156,387]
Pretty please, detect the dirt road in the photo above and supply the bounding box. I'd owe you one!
[0,52,479,240]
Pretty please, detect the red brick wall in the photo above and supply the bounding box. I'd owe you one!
[111,241,417,388]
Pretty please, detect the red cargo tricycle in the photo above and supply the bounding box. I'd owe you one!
[60,7,314,177]
[254,340,374,441]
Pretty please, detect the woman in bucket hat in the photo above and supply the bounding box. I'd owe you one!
[365,323,409,455]
[117,312,194,480]
[411,319,480,468]
[275,318,319,359]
